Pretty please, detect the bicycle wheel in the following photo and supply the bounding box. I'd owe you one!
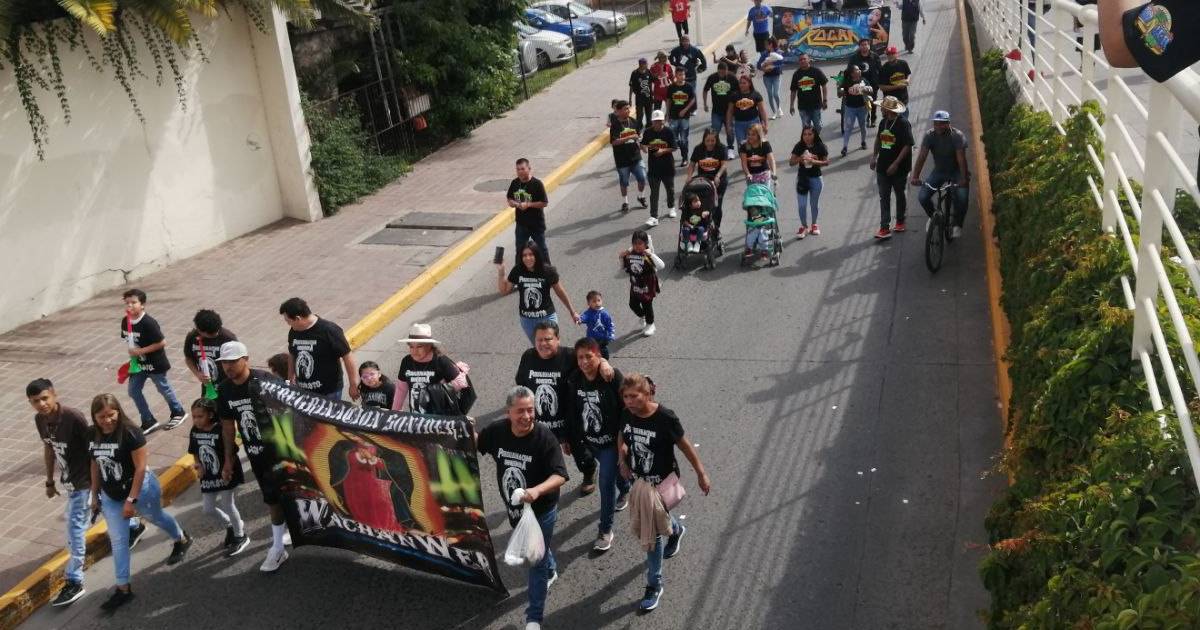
[925,211,945,272]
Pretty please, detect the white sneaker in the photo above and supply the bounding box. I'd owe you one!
[259,546,288,572]
[666,207,677,218]
[593,532,614,552]
[526,623,542,630]
[282,530,292,547]
[692,242,701,253]
[950,226,963,239]
[643,323,656,336]
[547,570,558,588]
[645,216,659,227]
[638,317,645,327]
[726,147,736,160]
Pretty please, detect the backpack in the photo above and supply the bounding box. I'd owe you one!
[415,362,478,416]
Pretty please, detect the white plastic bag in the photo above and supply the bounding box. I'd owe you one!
[503,488,545,567]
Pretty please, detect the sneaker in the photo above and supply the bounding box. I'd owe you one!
[128,523,147,550]
[726,147,736,160]
[259,546,288,572]
[861,142,868,150]
[874,227,892,240]
[950,226,963,239]
[840,147,848,157]
[140,419,160,435]
[666,207,677,218]
[222,527,235,548]
[664,524,686,558]
[226,534,251,558]
[639,585,664,612]
[51,581,85,607]
[680,158,688,167]
[100,588,134,612]
[163,412,188,430]
[580,470,597,496]
[810,224,821,235]
[637,317,645,328]
[615,491,629,512]
[643,323,656,336]
[547,570,559,589]
[593,532,614,552]
[621,202,630,214]
[637,196,648,208]
[526,623,542,630]
[797,226,807,239]
[743,248,754,258]
[166,532,192,565]
[893,221,907,232]
[645,216,659,227]
[283,529,293,547]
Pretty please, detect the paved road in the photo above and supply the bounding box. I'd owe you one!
[24,2,1003,628]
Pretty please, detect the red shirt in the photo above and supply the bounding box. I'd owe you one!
[670,0,689,22]
[650,61,672,102]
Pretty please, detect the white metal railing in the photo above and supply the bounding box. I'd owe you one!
[966,0,1200,490]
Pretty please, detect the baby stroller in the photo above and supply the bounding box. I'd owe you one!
[674,177,724,271]
[741,182,782,267]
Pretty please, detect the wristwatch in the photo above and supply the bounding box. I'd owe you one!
[125,497,138,504]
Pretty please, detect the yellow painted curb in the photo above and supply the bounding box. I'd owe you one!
[957,0,1014,460]
[0,14,749,629]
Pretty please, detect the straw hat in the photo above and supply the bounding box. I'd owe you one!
[397,323,440,345]
[880,96,907,114]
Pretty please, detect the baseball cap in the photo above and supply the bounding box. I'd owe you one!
[886,46,898,55]
[651,109,666,121]
[932,110,951,122]
[216,341,249,361]
[638,57,648,64]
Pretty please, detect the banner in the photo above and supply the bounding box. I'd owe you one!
[773,7,892,62]
[255,379,506,594]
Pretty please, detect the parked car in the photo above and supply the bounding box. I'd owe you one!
[513,38,540,78]
[524,7,596,50]
[532,1,627,38]
[515,21,575,69]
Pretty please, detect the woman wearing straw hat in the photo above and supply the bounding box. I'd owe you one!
[870,95,915,240]
[392,323,470,415]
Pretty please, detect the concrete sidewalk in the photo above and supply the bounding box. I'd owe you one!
[0,0,748,596]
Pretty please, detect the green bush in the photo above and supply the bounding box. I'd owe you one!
[303,95,409,214]
[973,48,1200,629]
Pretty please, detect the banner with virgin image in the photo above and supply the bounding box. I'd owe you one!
[772,7,892,61]
[255,379,506,594]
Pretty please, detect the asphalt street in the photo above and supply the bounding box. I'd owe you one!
[24,3,1004,628]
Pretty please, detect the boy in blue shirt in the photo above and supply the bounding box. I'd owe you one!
[580,291,616,358]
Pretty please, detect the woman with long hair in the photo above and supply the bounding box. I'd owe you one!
[89,394,190,611]
[739,123,776,184]
[686,127,729,227]
[788,125,831,238]
[725,75,768,149]
[839,64,869,156]
[497,242,582,343]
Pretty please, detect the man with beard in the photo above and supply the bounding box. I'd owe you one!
[515,321,614,496]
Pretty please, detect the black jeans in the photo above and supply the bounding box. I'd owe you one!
[629,295,655,325]
[876,170,908,228]
[515,223,549,263]
[902,19,918,52]
[635,97,653,128]
[674,19,688,39]
[648,172,676,217]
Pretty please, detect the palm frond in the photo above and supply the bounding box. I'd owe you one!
[126,0,193,44]
[310,0,376,30]
[179,0,218,19]
[56,0,118,36]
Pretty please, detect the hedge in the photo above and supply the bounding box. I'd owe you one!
[973,49,1200,629]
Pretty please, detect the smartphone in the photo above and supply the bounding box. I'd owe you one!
[493,246,504,265]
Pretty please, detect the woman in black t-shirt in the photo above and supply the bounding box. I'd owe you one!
[497,242,582,344]
[788,125,831,238]
[725,75,768,149]
[617,373,711,611]
[838,64,869,156]
[89,394,190,610]
[738,123,776,184]
[687,128,729,227]
[392,323,467,414]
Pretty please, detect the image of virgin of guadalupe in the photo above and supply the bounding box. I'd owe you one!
[329,432,417,532]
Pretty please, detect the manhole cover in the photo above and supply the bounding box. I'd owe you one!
[473,179,511,193]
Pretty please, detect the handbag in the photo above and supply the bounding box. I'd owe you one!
[796,175,811,195]
[656,472,687,511]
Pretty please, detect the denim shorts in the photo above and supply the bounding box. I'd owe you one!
[617,161,647,188]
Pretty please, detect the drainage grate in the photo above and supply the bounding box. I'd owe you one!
[362,211,493,247]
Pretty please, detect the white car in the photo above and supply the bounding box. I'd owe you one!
[532,1,627,38]
[514,39,539,78]
[515,21,575,69]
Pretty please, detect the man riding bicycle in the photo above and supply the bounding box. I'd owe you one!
[909,110,970,239]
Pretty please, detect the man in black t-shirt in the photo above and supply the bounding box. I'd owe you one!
[477,386,568,628]
[641,110,678,227]
[871,97,915,239]
[667,34,708,87]
[1099,0,1198,82]
[629,58,656,128]
[279,297,358,401]
[507,158,551,263]
[665,67,696,167]
[609,100,649,214]
[183,309,238,399]
[845,39,882,126]
[703,62,737,154]
[120,288,187,433]
[878,47,913,114]
[789,53,829,130]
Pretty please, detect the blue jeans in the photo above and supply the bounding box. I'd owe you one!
[646,514,681,588]
[763,74,782,114]
[526,506,558,623]
[798,107,822,130]
[616,161,647,190]
[841,105,867,150]
[797,176,824,226]
[591,446,632,535]
[733,119,756,148]
[65,489,138,584]
[710,112,734,147]
[519,312,559,344]
[669,118,690,159]
[515,223,549,263]
[127,371,184,424]
[100,472,183,586]
[918,171,971,226]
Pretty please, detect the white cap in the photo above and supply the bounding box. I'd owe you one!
[216,341,249,361]
[651,110,666,121]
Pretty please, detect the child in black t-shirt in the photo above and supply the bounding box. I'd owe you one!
[358,361,396,409]
[120,288,187,433]
[267,353,290,380]
[188,398,249,557]
[620,230,666,337]
[679,192,711,253]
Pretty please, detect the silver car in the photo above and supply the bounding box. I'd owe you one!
[532,1,627,38]
[515,21,575,69]
[513,38,539,78]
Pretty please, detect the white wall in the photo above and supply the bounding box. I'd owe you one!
[0,7,321,334]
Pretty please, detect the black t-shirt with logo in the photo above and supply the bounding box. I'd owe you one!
[690,144,727,181]
[1122,0,1199,83]
[359,380,397,409]
[641,125,677,178]
[629,68,655,100]
[189,422,243,493]
[89,425,146,501]
[507,176,549,233]
[397,354,460,413]
[845,52,882,86]
[217,369,274,461]
[740,140,773,175]
[567,369,624,450]
[623,251,661,302]
[182,328,238,387]
[288,318,351,396]
[881,59,912,103]
[789,66,828,110]
[666,82,695,120]
[791,141,829,179]
[120,314,171,373]
[609,116,644,168]
[477,420,569,525]
[876,116,915,174]
[620,405,685,485]
[35,405,92,492]
[840,77,867,108]
[507,265,560,319]
[730,89,764,122]
[704,72,736,115]
[515,347,577,439]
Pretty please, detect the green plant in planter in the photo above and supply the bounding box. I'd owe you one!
[302,94,409,214]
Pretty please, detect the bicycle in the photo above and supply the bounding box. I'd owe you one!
[919,181,956,273]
